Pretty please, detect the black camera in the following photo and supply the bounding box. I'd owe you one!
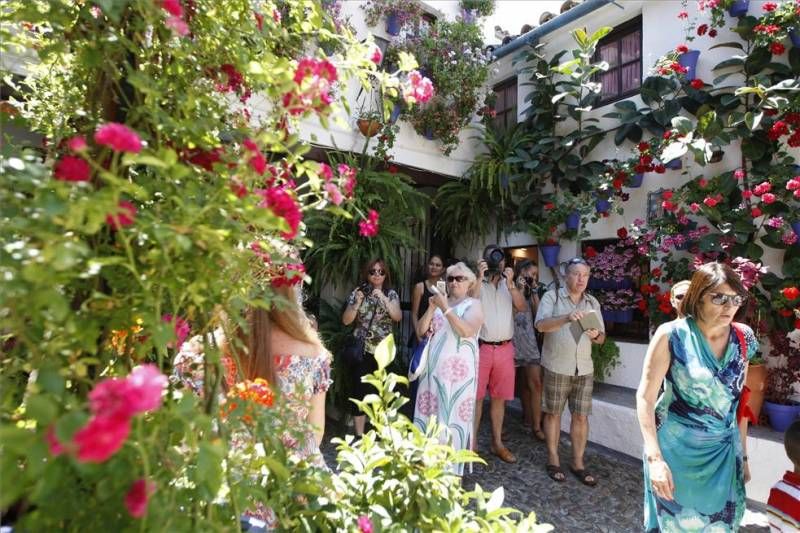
[358,282,373,297]
[483,245,505,276]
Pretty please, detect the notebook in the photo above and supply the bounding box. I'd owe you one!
[569,310,603,343]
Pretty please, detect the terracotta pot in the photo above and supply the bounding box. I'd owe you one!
[745,363,767,423]
[357,118,382,137]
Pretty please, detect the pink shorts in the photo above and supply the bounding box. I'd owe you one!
[477,341,516,400]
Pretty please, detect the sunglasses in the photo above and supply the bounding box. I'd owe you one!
[708,292,746,306]
[369,269,386,276]
[566,257,588,266]
[447,275,468,283]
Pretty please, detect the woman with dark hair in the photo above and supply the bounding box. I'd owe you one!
[342,258,402,435]
[513,259,544,441]
[636,262,758,531]
[410,255,445,343]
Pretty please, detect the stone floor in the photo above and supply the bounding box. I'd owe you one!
[322,400,770,532]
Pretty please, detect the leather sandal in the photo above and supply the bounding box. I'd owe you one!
[533,428,546,441]
[570,466,598,487]
[491,446,517,464]
[546,464,566,482]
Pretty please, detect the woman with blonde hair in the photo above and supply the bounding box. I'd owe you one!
[413,261,484,475]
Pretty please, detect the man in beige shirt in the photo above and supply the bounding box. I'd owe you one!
[535,257,605,486]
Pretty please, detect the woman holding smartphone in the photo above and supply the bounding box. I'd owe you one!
[513,260,544,441]
[413,262,484,475]
[410,255,445,344]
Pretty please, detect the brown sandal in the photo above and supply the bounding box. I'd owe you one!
[533,428,546,441]
[546,464,566,482]
[491,446,517,464]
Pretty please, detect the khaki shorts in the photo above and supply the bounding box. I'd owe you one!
[542,368,593,416]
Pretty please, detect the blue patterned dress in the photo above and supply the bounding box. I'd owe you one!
[644,318,758,532]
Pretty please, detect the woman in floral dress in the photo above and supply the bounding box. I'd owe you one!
[341,258,402,436]
[173,283,331,528]
[414,262,484,475]
[637,263,758,532]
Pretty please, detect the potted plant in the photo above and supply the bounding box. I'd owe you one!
[356,110,383,138]
[750,0,800,49]
[526,222,562,268]
[362,0,423,36]
[459,0,495,22]
[592,337,620,381]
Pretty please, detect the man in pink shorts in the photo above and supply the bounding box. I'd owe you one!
[472,245,527,463]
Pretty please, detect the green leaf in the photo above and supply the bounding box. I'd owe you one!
[744,47,771,75]
[713,58,744,71]
[263,456,291,481]
[25,395,58,425]
[743,111,762,131]
[373,334,395,371]
[709,41,745,51]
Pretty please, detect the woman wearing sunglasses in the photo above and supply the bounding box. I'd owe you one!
[342,258,401,436]
[413,262,484,475]
[637,262,758,531]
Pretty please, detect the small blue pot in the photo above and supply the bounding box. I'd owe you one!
[628,173,644,188]
[665,158,682,170]
[791,28,800,48]
[565,211,580,231]
[678,49,700,81]
[616,309,634,323]
[595,199,611,214]
[764,401,800,433]
[423,128,434,140]
[727,0,749,17]
[791,221,800,240]
[540,244,561,268]
[385,12,401,35]
[601,308,615,323]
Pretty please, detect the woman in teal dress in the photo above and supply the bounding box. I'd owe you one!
[636,263,758,532]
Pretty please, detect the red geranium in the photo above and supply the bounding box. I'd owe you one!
[781,287,800,301]
[54,155,91,182]
[690,79,704,89]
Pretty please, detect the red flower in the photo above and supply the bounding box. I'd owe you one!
[697,24,708,36]
[689,202,701,213]
[654,164,666,174]
[751,207,762,217]
[652,268,662,278]
[54,155,91,182]
[795,318,800,330]
[254,11,264,31]
[585,246,597,258]
[779,309,793,317]
[257,186,302,239]
[368,44,383,65]
[662,200,677,211]
[734,168,745,180]
[282,57,338,116]
[662,190,674,200]
[617,227,628,239]
[677,11,688,19]
[73,415,131,463]
[125,479,156,518]
[690,79,704,89]
[708,29,718,37]
[703,196,719,207]
[697,178,708,188]
[781,287,800,300]
[358,209,380,238]
[763,2,777,12]
[761,192,776,204]
[637,142,650,152]
[544,202,555,210]
[45,425,65,456]
[94,123,142,153]
[106,200,137,230]
[249,152,267,175]
[160,0,183,17]
[768,121,789,141]
[388,165,398,174]
[676,44,689,54]
[770,42,786,55]
[271,263,307,287]
[742,189,753,199]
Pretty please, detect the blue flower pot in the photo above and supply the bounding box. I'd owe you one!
[764,401,800,433]
[565,211,580,230]
[628,173,644,188]
[595,199,611,214]
[540,244,561,268]
[665,158,683,170]
[727,0,749,17]
[461,8,477,24]
[618,278,633,289]
[601,308,615,323]
[385,11,401,35]
[791,28,800,48]
[617,309,634,323]
[423,128,434,140]
[588,277,601,290]
[678,49,700,81]
[389,102,402,124]
[791,221,800,240]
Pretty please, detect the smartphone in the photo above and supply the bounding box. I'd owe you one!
[436,280,447,294]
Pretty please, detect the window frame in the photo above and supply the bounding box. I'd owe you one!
[593,15,643,107]
[492,76,518,131]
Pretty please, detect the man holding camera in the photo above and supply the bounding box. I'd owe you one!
[472,245,527,463]
[534,257,604,486]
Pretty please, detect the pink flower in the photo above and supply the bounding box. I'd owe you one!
[734,168,745,180]
[765,216,784,229]
[94,123,142,153]
[677,10,688,19]
[703,196,719,207]
[54,155,91,182]
[661,190,674,200]
[73,415,131,463]
[786,177,800,191]
[106,200,137,229]
[357,515,373,533]
[697,178,708,188]
[338,164,357,197]
[45,425,65,456]
[319,162,334,181]
[249,151,267,175]
[125,478,156,518]
[751,207,762,217]
[358,209,380,237]
[368,44,382,64]
[66,135,88,152]
[416,390,438,416]
[689,202,701,213]
[242,138,258,152]
[753,181,772,195]
[127,364,168,414]
[162,314,190,348]
[401,70,434,104]
[440,357,469,383]
[282,58,337,116]
[324,181,344,205]
[457,398,474,423]
[256,186,303,239]
[159,0,183,17]
[166,16,189,36]
[89,378,136,419]
[271,263,306,287]
[763,2,777,12]
[742,189,753,199]
[783,231,799,245]
[761,192,776,204]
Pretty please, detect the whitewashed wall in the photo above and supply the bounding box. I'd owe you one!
[465,0,799,389]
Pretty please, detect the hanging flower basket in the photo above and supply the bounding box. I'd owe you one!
[540,244,561,268]
[565,210,580,230]
[386,11,401,35]
[357,118,382,137]
[727,0,749,17]
[628,173,644,188]
[677,50,700,81]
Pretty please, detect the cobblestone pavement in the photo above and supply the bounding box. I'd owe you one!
[322,401,770,532]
